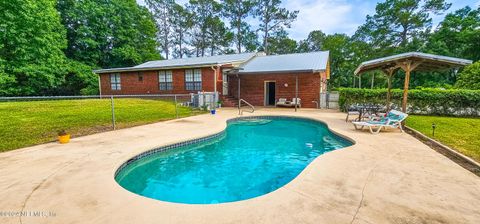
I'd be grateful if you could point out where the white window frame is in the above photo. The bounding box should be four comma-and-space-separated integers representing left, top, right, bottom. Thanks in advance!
185, 69, 202, 91
159, 70, 173, 91
110, 73, 121, 90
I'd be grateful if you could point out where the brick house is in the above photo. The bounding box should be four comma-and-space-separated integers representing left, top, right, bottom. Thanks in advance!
94, 51, 330, 108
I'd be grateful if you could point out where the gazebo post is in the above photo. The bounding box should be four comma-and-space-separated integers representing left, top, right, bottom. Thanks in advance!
383, 68, 395, 111
398, 61, 421, 113
401, 61, 412, 113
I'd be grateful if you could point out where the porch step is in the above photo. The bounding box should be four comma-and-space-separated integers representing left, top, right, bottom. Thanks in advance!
221, 96, 238, 107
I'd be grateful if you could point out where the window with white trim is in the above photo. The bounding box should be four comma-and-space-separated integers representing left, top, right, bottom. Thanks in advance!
159, 70, 173, 90
185, 69, 202, 91
110, 73, 121, 90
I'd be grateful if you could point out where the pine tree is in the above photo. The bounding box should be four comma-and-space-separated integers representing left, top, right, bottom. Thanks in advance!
254, 0, 298, 55
221, 0, 257, 53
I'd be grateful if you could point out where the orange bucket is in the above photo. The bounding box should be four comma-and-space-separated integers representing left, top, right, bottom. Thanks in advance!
58, 134, 71, 144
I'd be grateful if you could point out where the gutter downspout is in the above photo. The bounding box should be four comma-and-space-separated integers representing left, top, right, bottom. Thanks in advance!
98, 75, 102, 98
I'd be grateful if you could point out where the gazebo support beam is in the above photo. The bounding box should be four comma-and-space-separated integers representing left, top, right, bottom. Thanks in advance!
397, 61, 422, 112
382, 68, 396, 111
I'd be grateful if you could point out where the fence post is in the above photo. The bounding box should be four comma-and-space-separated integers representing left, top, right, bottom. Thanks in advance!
174, 95, 178, 119
203, 93, 206, 110
110, 95, 116, 130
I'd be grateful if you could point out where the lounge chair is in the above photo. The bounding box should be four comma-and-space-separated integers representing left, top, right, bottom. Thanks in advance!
352, 110, 408, 134
291, 98, 301, 107
276, 98, 288, 107
276, 98, 301, 107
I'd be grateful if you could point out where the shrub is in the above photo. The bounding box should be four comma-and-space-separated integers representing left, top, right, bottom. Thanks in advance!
456, 61, 480, 90
338, 88, 480, 116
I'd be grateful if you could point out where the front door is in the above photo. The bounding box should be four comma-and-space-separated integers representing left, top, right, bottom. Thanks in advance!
222, 73, 228, 95
264, 81, 276, 106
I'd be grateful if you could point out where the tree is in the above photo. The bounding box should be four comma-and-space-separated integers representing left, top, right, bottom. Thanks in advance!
354, 0, 451, 54
254, 0, 298, 55
187, 0, 223, 56
205, 17, 234, 55
60, 59, 99, 95
188, 0, 232, 56
297, 31, 326, 52
455, 61, 480, 90
57, 0, 160, 68
0, 0, 67, 95
221, 0, 257, 53
146, 0, 175, 59
266, 31, 297, 55
298, 30, 376, 89
170, 3, 193, 58
427, 6, 480, 62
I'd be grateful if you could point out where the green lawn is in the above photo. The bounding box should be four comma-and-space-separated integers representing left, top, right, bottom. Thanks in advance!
407, 115, 480, 162
0, 98, 203, 152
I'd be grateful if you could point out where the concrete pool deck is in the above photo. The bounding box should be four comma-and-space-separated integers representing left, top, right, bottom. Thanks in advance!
1, 108, 479, 224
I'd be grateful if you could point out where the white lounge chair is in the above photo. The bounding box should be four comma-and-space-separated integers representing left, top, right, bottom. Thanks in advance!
352, 110, 408, 134
291, 98, 301, 107
276, 98, 288, 106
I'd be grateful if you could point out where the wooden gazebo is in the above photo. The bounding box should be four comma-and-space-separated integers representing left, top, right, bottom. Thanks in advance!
354, 52, 472, 112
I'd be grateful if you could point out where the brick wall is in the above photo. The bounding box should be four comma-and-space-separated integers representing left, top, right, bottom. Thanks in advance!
99, 68, 326, 108
228, 72, 325, 108
99, 67, 223, 95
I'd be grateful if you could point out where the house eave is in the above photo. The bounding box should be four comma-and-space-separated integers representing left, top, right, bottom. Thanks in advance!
94, 62, 242, 74
236, 69, 325, 75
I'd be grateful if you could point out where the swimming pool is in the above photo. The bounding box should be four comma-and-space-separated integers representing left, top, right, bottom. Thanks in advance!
115, 116, 353, 204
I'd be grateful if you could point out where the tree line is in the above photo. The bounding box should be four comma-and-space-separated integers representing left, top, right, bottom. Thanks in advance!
0, 0, 479, 96
145, 0, 298, 58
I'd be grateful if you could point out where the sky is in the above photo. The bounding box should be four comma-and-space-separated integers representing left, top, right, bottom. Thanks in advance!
137, 0, 480, 40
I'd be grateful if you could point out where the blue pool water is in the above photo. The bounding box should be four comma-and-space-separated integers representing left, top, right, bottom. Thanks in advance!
115, 117, 352, 204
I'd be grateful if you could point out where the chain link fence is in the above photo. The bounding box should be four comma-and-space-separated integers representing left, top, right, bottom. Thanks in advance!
0, 93, 216, 152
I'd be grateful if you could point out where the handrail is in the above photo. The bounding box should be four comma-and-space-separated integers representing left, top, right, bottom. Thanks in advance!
238, 99, 255, 115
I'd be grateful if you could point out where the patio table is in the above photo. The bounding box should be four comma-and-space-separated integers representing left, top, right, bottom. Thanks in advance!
355, 104, 384, 121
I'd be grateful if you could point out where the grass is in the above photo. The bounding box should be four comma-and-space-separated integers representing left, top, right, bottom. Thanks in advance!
0, 98, 204, 152
407, 115, 480, 162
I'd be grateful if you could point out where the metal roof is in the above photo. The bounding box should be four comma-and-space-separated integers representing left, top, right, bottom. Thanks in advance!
238, 51, 329, 74
94, 52, 257, 74
354, 52, 472, 75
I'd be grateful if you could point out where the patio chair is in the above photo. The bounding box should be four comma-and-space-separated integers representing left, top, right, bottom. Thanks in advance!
291, 98, 301, 107
352, 110, 408, 134
345, 104, 360, 122
276, 98, 289, 107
